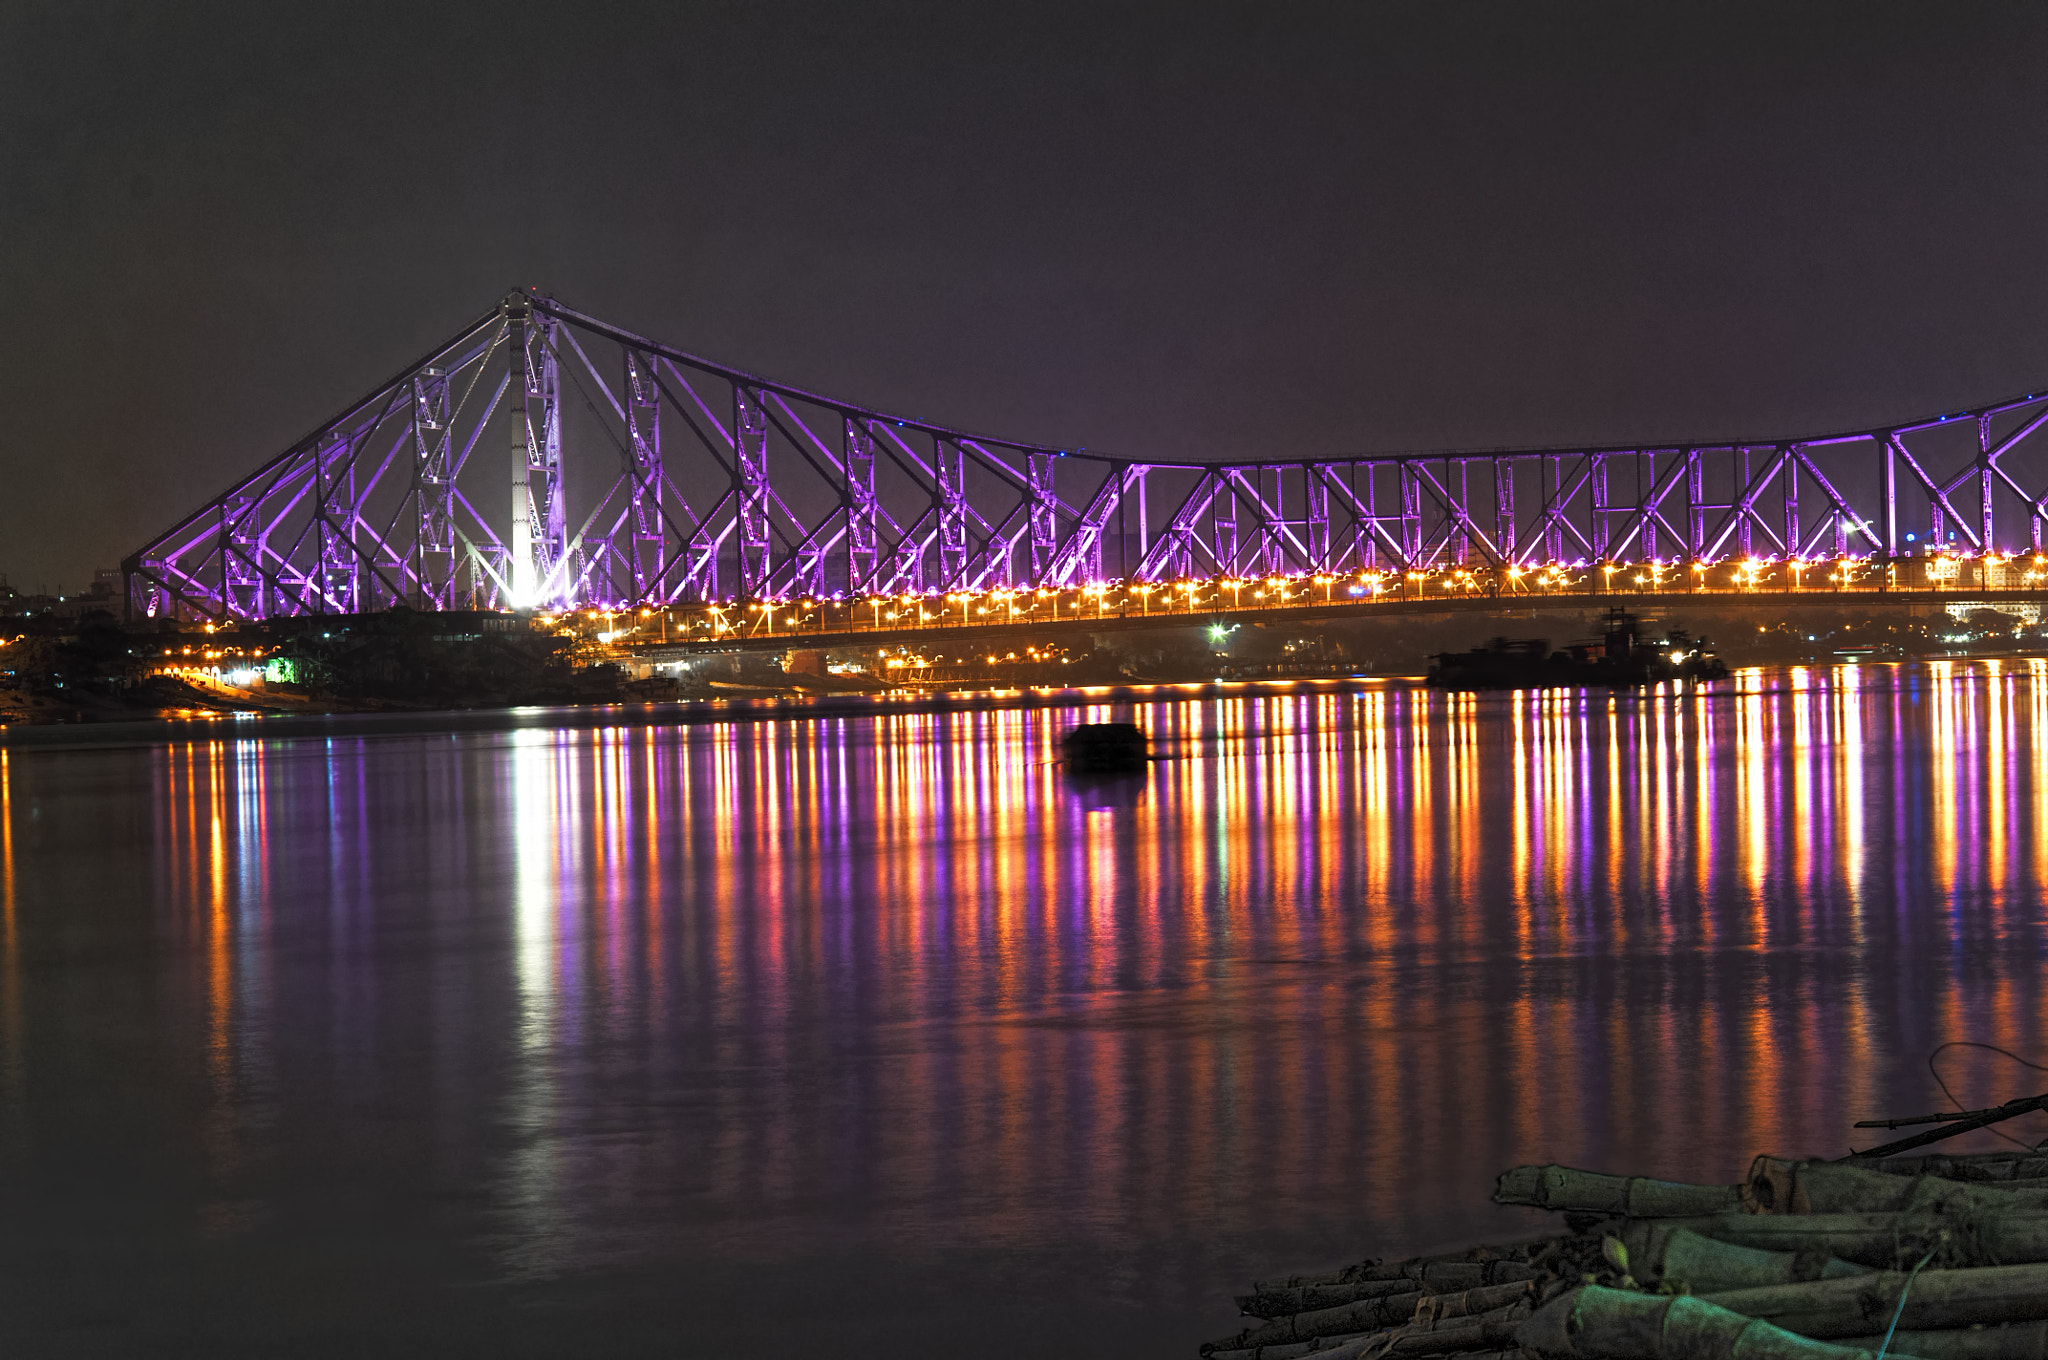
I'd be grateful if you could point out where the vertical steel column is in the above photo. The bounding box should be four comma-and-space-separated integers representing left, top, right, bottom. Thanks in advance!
936, 437, 967, 587
1591, 455, 1610, 559
508, 301, 565, 608
1358, 464, 1378, 570
530, 317, 565, 605
1545, 455, 1565, 561
1493, 458, 1514, 565
1640, 453, 1659, 562
1883, 436, 1897, 556
1258, 465, 1286, 573
1306, 466, 1331, 571
507, 298, 532, 606
1214, 476, 1239, 575
1686, 449, 1705, 557
1783, 447, 1800, 558
1980, 413, 1998, 552
624, 350, 663, 600
317, 431, 355, 612
1400, 464, 1422, 562
1448, 459, 1470, 564
734, 385, 771, 597
1027, 451, 1059, 583
412, 366, 453, 607
1737, 448, 1753, 558
1135, 467, 1150, 571
846, 416, 879, 593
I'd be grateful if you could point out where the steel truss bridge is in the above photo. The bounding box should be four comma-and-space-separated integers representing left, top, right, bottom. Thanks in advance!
125, 290, 2048, 628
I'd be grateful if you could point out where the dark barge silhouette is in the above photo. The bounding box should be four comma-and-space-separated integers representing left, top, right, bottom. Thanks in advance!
1427, 609, 1730, 691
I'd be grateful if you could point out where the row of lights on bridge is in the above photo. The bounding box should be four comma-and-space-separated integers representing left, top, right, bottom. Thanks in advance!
536, 550, 2048, 637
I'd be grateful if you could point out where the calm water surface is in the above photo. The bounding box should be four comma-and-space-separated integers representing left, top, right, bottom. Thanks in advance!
2, 663, 2046, 1357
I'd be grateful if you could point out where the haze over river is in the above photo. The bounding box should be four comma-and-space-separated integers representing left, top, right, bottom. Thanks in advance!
2, 664, 2044, 1358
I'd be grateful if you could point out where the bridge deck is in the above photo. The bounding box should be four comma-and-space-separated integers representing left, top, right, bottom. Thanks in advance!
620, 582, 2046, 657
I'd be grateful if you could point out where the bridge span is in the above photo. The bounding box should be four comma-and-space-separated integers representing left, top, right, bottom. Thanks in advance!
124, 290, 2048, 627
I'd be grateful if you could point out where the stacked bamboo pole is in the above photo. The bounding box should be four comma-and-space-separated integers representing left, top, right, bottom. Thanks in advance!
1201, 1148, 2048, 1360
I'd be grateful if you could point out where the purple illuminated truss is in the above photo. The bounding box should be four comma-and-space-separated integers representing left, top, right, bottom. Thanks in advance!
123, 290, 2048, 621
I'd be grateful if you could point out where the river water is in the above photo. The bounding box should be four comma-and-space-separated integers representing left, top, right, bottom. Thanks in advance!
2, 663, 2045, 1357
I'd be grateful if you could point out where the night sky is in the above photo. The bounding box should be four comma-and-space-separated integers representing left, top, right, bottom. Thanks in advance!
6, 2, 2048, 594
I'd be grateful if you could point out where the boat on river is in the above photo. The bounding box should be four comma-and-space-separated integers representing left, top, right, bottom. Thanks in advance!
1426, 609, 1729, 691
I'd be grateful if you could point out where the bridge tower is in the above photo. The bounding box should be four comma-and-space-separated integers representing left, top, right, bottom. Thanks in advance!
507, 293, 565, 610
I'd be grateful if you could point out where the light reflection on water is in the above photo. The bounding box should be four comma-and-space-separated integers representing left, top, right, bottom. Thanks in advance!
2, 666, 2048, 1355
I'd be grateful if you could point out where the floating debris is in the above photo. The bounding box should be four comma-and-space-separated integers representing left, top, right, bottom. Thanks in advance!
1201, 1092, 2048, 1360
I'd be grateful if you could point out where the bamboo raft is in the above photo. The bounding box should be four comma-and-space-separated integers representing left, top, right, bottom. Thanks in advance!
1202, 1094, 2048, 1360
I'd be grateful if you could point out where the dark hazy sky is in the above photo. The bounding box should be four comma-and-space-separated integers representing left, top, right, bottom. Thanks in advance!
5, 2, 2048, 592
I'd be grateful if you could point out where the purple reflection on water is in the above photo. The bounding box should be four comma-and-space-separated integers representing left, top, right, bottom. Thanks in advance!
1, 667, 2047, 1356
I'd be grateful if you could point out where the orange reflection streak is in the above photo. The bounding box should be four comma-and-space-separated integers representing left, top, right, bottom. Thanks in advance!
183, 741, 204, 921
1411, 692, 1440, 949
1694, 687, 1718, 943
1837, 667, 1867, 936
1928, 661, 1959, 897
1511, 697, 1533, 928
1605, 699, 1625, 927
1645, 694, 1670, 932
0, 748, 11, 922
2033, 662, 2048, 892
206, 742, 231, 1098
1358, 688, 1394, 962
1738, 677, 1769, 933
1789, 667, 1815, 922
0, 748, 16, 1098
1447, 694, 1483, 952
1313, 692, 1345, 962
